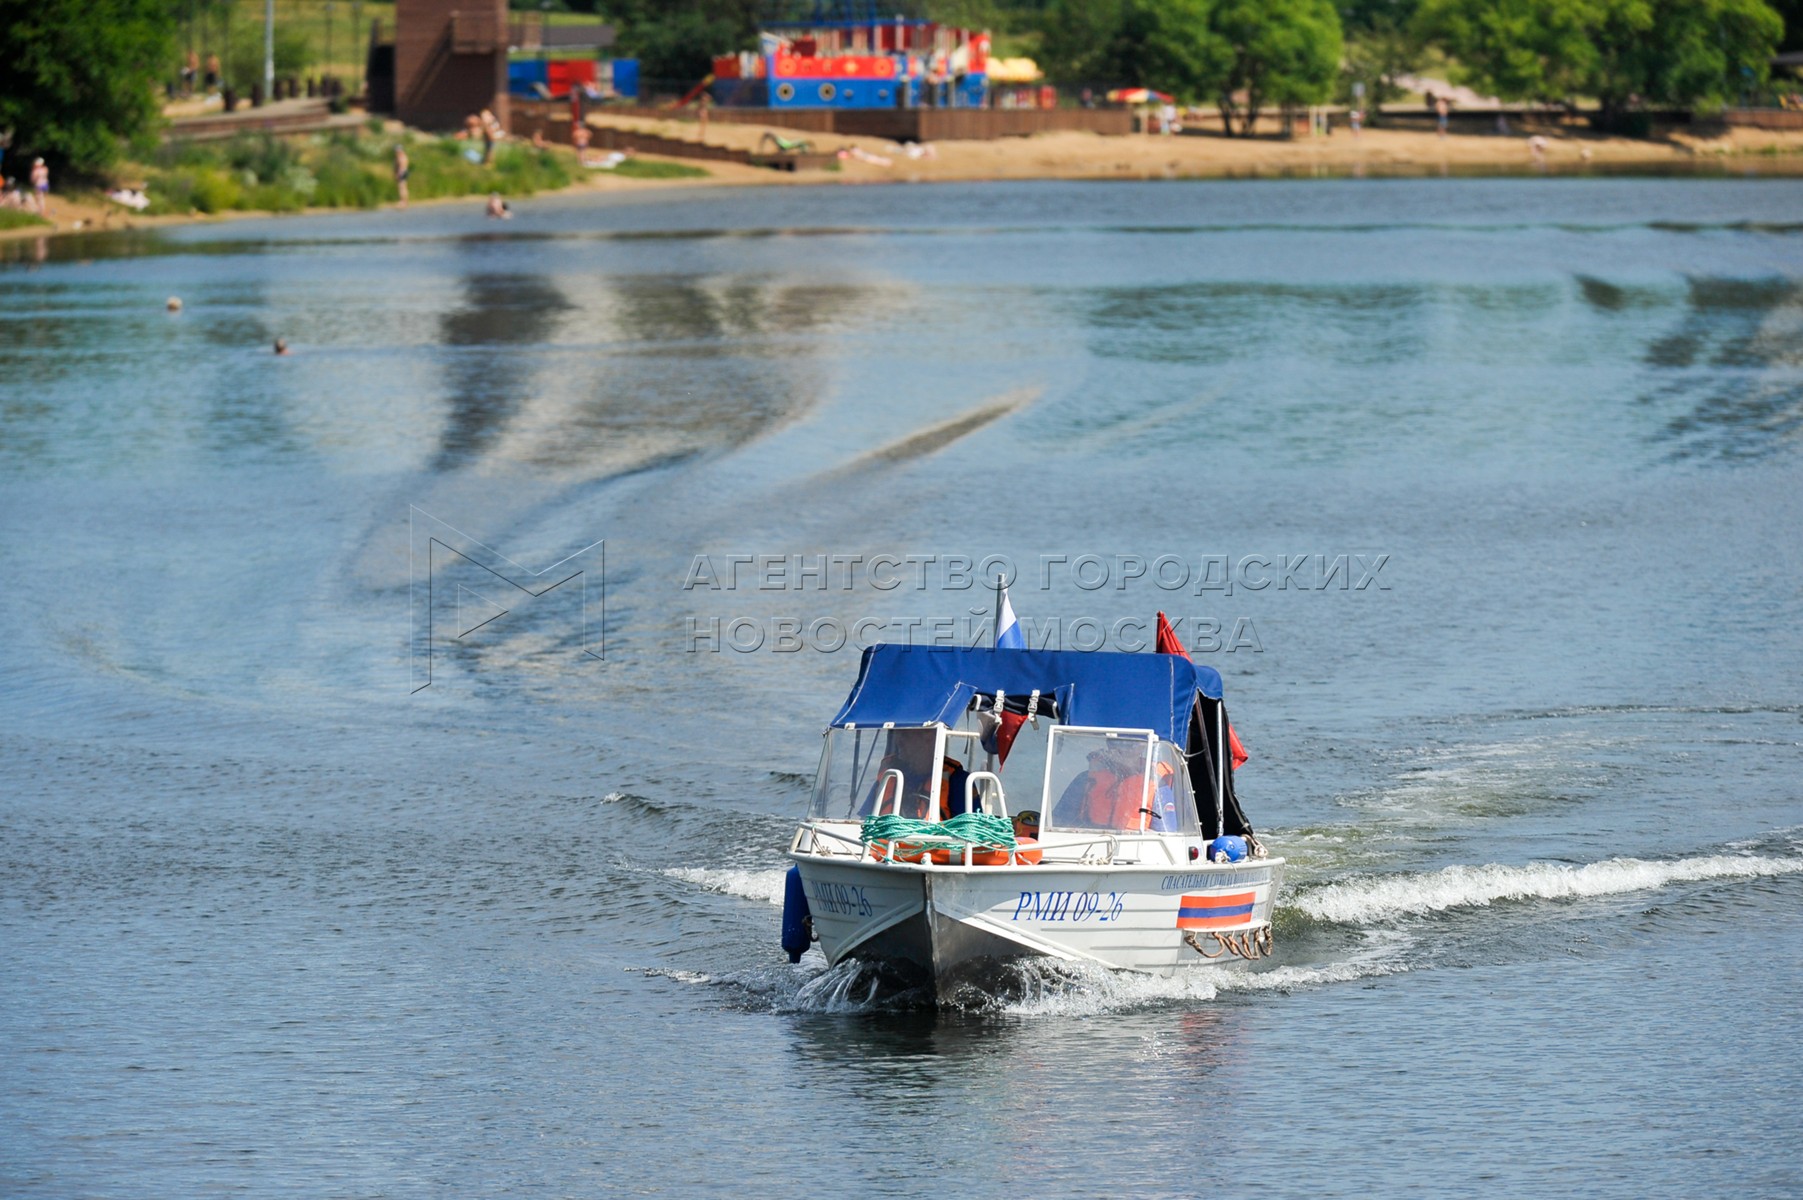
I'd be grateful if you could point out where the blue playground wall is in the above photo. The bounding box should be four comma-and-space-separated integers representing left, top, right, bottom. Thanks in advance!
767, 77, 903, 109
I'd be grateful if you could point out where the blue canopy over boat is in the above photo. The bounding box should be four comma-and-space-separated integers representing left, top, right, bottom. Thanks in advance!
829, 644, 1223, 744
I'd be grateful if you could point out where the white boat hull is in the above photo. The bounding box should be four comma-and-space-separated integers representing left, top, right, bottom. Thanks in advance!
791, 853, 1283, 981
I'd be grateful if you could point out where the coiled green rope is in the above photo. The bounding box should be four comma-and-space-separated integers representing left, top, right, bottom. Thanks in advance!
861, 812, 1017, 850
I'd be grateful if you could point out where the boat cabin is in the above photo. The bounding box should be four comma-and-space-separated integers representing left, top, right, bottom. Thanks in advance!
802, 645, 1256, 865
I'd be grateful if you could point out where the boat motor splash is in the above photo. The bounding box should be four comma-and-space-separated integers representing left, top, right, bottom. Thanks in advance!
781, 865, 813, 962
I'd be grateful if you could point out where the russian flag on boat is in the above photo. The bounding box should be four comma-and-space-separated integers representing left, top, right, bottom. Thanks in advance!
994, 583, 1024, 649
1176, 891, 1256, 929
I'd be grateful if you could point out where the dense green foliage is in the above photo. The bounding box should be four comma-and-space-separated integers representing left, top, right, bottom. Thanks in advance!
1041, 0, 1340, 133
1039, 0, 1228, 99
0, 0, 176, 174
141, 130, 576, 215
222, 21, 314, 95
1419, 0, 1784, 115
1339, 17, 1425, 113
600, 0, 760, 85
1210, 0, 1343, 132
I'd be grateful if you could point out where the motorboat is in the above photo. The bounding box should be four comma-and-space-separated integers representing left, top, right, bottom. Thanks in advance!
782, 644, 1283, 991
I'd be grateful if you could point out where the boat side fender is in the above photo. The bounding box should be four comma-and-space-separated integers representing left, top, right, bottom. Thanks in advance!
1208, 835, 1248, 863
781, 864, 813, 962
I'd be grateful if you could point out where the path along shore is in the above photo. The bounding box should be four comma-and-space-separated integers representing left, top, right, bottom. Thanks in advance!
8, 119, 1802, 244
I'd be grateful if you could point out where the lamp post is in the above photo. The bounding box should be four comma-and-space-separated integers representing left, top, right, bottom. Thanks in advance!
264, 0, 275, 102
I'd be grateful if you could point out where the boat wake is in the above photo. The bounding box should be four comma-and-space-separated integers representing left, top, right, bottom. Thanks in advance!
663, 866, 787, 905
1293, 849, 1803, 925
659, 842, 1803, 1013
646, 950, 1408, 1017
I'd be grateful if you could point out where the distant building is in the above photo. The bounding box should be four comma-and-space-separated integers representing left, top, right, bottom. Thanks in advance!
394, 0, 509, 130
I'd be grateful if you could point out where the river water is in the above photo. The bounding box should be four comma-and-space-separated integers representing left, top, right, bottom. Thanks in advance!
3, 178, 1801, 1197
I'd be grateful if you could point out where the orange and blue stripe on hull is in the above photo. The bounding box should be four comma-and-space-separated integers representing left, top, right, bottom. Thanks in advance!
1176, 892, 1256, 929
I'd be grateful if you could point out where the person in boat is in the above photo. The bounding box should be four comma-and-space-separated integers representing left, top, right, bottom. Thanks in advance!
1053, 742, 1160, 831
864, 731, 969, 821
1145, 759, 1181, 831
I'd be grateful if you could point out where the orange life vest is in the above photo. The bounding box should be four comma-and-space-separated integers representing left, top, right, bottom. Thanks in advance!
1082, 768, 1149, 831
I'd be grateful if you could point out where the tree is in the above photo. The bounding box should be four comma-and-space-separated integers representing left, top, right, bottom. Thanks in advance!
1339, 16, 1424, 115
1209, 0, 1344, 134
1120, 0, 1231, 102
607, 0, 761, 86
224, 21, 312, 95
1419, 0, 1783, 120
1041, 0, 1226, 101
0, 0, 176, 174
1040, 0, 1129, 84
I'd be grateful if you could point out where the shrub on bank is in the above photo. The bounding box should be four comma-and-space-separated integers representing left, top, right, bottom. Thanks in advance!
138, 130, 578, 216
607, 159, 710, 179
0, 208, 53, 231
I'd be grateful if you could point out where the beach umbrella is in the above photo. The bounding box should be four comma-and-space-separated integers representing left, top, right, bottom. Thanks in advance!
1105, 87, 1173, 104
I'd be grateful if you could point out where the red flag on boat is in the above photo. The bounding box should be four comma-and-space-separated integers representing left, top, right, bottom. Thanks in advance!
1156, 612, 1248, 770
1154, 610, 1186, 657
981, 709, 1027, 764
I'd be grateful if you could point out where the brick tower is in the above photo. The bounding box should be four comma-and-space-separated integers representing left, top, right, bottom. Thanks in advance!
394, 0, 509, 131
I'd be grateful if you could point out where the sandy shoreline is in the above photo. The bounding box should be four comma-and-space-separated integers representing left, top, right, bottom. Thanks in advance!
7, 120, 1802, 245
585, 112, 1803, 186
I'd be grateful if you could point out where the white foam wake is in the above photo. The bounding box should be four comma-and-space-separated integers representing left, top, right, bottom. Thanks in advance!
1296, 853, 1803, 924
664, 866, 788, 906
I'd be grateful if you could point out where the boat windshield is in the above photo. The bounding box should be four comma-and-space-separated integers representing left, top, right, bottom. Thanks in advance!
1043, 728, 1197, 835
809, 725, 944, 822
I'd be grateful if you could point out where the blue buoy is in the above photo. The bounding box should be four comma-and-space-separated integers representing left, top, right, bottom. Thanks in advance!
780, 865, 812, 963
1208, 835, 1249, 863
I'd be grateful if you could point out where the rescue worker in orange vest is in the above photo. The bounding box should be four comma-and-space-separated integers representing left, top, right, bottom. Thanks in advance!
1053, 742, 1159, 831
867, 732, 969, 821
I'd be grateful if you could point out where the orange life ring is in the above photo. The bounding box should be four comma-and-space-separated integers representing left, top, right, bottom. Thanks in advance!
869, 838, 1041, 865
968, 838, 1041, 866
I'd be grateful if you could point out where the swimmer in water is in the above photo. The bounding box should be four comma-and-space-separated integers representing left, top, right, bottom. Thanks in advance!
273, 337, 290, 355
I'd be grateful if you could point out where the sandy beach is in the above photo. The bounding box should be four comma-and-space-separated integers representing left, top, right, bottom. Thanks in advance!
583, 111, 1803, 184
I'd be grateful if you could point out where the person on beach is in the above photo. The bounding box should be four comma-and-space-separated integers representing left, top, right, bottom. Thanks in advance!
182, 50, 199, 96
205, 53, 220, 92
479, 109, 499, 162
485, 192, 511, 219
1350, 108, 1363, 137
572, 123, 592, 166
393, 144, 409, 208
30, 157, 49, 217
1436, 95, 1450, 137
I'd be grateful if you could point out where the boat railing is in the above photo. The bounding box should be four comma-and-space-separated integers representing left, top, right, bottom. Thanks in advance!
962, 771, 1006, 817
871, 768, 907, 817
792, 819, 1186, 867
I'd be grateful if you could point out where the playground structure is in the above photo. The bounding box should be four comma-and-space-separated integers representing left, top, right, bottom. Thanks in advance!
712, 18, 993, 111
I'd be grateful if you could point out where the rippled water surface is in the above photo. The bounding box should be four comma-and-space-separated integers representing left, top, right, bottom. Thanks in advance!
3, 179, 1802, 1198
